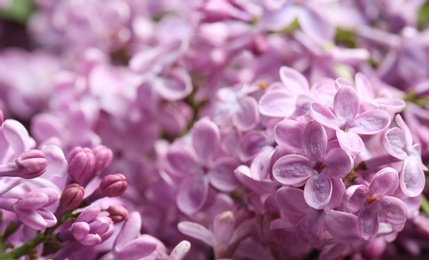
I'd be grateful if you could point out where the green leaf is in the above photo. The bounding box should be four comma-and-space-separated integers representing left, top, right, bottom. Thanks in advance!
0, 0, 34, 24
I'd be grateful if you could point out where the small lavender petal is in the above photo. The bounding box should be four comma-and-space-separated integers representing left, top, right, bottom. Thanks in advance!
232, 96, 259, 131
274, 119, 304, 151
358, 206, 379, 240
347, 185, 368, 212
296, 213, 324, 248
378, 196, 408, 225
303, 121, 327, 162
336, 130, 365, 154
178, 221, 215, 247
304, 173, 332, 210
400, 157, 425, 197
352, 110, 390, 135
323, 148, 353, 179
272, 155, 314, 186
176, 176, 209, 215
369, 168, 399, 197
259, 90, 295, 117
191, 118, 220, 165
324, 211, 360, 243
310, 102, 340, 130
333, 86, 359, 121
279, 66, 309, 93
383, 127, 408, 160
213, 211, 235, 248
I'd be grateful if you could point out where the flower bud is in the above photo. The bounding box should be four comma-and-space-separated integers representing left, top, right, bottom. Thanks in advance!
15, 149, 48, 179
107, 205, 129, 223
67, 146, 96, 182
60, 183, 85, 210
92, 145, 113, 175
99, 174, 127, 197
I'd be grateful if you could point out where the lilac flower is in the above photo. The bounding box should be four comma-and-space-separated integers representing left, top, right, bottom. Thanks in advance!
310, 83, 390, 154
178, 210, 254, 259
346, 167, 408, 240
67, 146, 96, 183
275, 187, 360, 249
164, 118, 240, 215
210, 84, 260, 132
382, 114, 427, 197
70, 206, 114, 246
60, 183, 85, 210
0, 187, 60, 230
273, 120, 352, 209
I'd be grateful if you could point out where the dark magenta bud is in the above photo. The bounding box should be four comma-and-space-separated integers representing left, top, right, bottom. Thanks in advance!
60, 183, 85, 210
99, 173, 127, 197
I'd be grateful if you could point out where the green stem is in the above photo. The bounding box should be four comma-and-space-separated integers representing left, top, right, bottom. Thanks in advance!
421, 195, 429, 217
0, 234, 47, 259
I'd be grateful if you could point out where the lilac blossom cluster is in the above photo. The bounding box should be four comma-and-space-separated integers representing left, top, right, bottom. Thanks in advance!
1, 0, 429, 259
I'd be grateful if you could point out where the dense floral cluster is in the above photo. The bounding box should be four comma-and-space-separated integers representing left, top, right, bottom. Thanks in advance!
1, 0, 429, 259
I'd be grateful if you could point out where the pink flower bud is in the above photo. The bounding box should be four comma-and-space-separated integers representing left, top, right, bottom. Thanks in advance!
99, 174, 127, 197
60, 183, 85, 210
107, 205, 129, 223
67, 146, 96, 182
92, 145, 113, 175
15, 149, 48, 179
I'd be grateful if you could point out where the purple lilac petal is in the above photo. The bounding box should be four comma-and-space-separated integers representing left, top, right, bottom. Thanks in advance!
325, 178, 346, 210
279, 66, 309, 93
178, 221, 215, 247
298, 7, 334, 45
324, 211, 360, 243
304, 173, 332, 210
323, 148, 352, 179
296, 212, 324, 248
302, 121, 326, 162
213, 211, 235, 247
400, 157, 425, 197
378, 197, 408, 225
276, 187, 313, 221
169, 241, 191, 260
114, 212, 141, 248
191, 118, 220, 165
347, 185, 368, 212
115, 238, 157, 259
259, 90, 295, 117
395, 114, 413, 146
272, 154, 314, 186
239, 131, 268, 162
336, 130, 364, 154
229, 218, 255, 245
208, 159, 240, 192
260, 5, 298, 31
249, 148, 273, 180
2, 119, 31, 155
333, 86, 359, 121
351, 110, 390, 135
176, 176, 209, 215
369, 168, 399, 197
165, 144, 200, 177
355, 73, 374, 99
234, 165, 277, 194
232, 96, 259, 131
274, 119, 304, 152
310, 102, 340, 130
383, 127, 407, 160
358, 206, 379, 240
